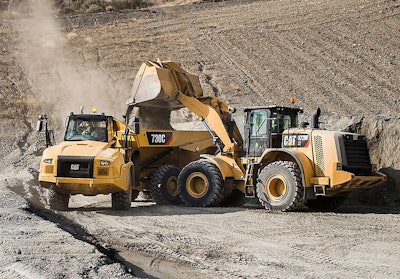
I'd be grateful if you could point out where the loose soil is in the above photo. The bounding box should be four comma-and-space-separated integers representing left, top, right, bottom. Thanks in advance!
1, 0, 400, 278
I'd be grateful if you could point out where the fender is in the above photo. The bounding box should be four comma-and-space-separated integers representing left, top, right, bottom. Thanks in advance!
260, 149, 314, 189
200, 154, 244, 180
120, 161, 134, 191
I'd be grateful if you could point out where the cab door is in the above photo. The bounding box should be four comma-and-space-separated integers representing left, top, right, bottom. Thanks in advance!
245, 109, 271, 157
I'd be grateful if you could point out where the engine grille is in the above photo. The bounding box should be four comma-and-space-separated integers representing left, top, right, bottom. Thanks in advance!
342, 135, 372, 175
57, 156, 94, 178
313, 135, 325, 176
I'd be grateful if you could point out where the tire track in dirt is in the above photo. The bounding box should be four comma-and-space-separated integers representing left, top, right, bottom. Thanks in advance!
313, 17, 399, 113
180, 0, 400, 114
242, 0, 400, 115
271, 32, 362, 114
316, 1, 400, 114
204, 33, 270, 104
33, 193, 400, 279
273, 29, 378, 115
69, 208, 234, 277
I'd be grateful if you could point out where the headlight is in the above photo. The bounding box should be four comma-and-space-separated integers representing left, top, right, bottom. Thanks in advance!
43, 158, 53, 164
100, 160, 111, 166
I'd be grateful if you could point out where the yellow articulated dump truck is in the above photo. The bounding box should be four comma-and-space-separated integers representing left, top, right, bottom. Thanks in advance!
128, 60, 387, 211
37, 64, 217, 211
38, 112, 215, 210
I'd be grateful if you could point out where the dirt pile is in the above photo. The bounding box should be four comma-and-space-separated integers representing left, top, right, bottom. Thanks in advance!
360, 116, 400, 203
1, 0, 400, 278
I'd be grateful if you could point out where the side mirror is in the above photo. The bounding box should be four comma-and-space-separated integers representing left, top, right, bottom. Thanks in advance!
36, 120, 43, 132
36, 114, 47, 132
133, 117, 140, 135
36, 114, 54, 147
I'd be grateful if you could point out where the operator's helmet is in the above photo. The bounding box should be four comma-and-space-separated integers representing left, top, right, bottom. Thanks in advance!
78, 121, 87, 132
87, 122, 94, 129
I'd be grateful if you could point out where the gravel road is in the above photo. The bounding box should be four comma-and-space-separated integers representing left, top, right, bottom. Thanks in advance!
1, 0, 400, 278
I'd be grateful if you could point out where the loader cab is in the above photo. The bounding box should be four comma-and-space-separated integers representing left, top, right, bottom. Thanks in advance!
244, 106, 302, 157
64, 113, 111, 142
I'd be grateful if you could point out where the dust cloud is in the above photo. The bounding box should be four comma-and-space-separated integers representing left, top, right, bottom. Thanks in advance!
13, 0, 128, 123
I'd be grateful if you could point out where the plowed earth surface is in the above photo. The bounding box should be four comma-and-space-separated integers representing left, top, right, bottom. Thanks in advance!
1, 0, 400, 278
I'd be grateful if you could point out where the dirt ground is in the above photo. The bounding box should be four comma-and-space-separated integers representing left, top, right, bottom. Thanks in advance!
1, 0, 400, 278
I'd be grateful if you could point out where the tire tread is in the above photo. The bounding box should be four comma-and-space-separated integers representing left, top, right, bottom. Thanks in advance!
149, 165, 181, 205
256, 161, 303, 211
178, 159, 224, 207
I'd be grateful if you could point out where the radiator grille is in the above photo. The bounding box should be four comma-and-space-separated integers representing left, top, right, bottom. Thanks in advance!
57, 156, 94, 178
342, 135, 371, 175
314, 135, 325, 175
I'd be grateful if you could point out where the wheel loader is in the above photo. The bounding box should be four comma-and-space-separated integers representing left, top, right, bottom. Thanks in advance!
37, 64, 217, 210
127, 60, 387, 211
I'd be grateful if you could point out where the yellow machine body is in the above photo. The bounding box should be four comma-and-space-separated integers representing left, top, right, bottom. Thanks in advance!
127, 60, 386, 210
38, 115, 215, 196
240, 128, 386, 197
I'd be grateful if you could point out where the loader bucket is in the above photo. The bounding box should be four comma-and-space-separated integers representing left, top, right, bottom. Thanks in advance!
127, 60, 203, 110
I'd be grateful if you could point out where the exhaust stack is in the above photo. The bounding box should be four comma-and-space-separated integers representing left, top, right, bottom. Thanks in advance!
310, 108, 321, 129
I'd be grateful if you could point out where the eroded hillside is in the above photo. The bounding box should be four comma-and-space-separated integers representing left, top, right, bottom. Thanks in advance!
2, 0, 399, 193
1, 0, 400, 278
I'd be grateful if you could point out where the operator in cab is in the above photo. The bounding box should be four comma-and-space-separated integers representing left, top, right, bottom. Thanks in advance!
81, 122, 98, 139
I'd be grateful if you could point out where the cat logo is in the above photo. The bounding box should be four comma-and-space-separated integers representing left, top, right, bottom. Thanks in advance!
283, 134, 310, 148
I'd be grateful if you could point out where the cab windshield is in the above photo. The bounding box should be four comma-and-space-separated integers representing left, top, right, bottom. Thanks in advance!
64, 116, 108, 142
245, 107, 300, 157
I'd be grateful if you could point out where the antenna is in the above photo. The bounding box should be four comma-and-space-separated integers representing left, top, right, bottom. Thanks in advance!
80, 105, 84, 114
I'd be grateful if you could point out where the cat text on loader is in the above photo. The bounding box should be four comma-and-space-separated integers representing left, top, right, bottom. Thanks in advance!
37, 72, 217, 210
128, 60, 387, 211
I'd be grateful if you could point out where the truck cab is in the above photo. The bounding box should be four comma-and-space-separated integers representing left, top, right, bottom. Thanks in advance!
64, 113, 110, 142
243, 106, 303, 157
38, 112, 135, 210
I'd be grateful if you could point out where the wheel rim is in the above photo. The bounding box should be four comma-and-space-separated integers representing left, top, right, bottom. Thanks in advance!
186, 172, 209, 198
166, 176, 178, 197
265, 174, 287, 201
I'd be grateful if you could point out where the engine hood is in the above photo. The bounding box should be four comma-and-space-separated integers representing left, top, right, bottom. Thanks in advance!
43, 141, 118, 159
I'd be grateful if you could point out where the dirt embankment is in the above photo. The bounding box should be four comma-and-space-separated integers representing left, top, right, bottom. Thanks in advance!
1, 0, 400, 278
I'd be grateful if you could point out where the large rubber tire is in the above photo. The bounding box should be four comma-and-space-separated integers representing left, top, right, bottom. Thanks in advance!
111, 172, 133, 210
111, 191, 131, 210
149, 165, 181, 205
178, 160, 224, 207
48, 189, 70, 211
256, 161, 303, 211
306, 196, 345, 211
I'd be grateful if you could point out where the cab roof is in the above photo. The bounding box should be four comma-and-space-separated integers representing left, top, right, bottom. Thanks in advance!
243, 106, 303, 114
69, 113, 109, 121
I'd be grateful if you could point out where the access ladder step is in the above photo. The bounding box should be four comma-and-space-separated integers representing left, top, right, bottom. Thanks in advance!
245, 185, 255, 198
314, 185, 327, 196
